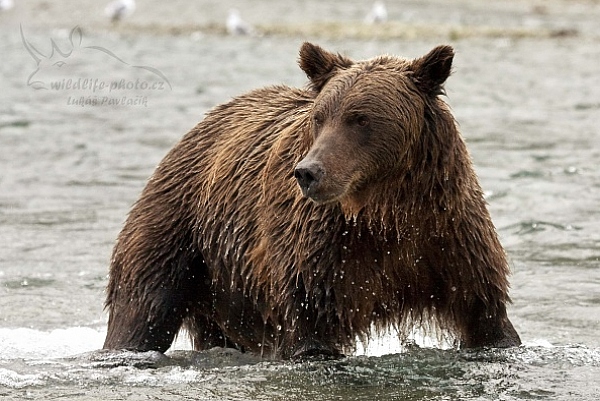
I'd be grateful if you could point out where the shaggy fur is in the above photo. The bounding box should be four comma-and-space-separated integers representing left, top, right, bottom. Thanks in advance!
103, 42, 521, 359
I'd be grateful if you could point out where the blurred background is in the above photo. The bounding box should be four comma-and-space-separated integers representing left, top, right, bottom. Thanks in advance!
0, 1, 599, 400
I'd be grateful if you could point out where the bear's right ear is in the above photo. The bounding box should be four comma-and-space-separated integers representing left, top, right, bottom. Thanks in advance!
298, 42, 353, 91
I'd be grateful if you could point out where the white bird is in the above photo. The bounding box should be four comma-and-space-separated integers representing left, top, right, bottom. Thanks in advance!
105, 0, 136, 23
0, 0, 14, 12
365, 1, 388, 24
226, 9, 253, 35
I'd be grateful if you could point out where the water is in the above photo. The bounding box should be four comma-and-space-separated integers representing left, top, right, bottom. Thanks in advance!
1, 335, 600, 400
1, 0, 600, 399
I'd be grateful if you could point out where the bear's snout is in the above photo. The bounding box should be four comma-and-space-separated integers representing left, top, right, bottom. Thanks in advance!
294, 160, 324, 199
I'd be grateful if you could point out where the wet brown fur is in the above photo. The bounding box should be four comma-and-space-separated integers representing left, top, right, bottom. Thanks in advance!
103, 43, 520, 359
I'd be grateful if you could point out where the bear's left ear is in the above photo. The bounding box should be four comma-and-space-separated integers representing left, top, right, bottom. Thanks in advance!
410, 45, 454, 96
298, 42, 354, 91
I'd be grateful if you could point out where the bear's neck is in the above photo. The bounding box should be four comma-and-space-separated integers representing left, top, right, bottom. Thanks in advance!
349, 108, 479, 235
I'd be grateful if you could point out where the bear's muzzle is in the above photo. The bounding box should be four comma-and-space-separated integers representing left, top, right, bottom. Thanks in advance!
294, 160, 325, 201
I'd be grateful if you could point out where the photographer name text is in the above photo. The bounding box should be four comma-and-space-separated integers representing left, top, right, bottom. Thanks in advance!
67, 95, 149, 107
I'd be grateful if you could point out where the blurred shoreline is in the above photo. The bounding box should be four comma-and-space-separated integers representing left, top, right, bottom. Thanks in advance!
1, 0, 597, 41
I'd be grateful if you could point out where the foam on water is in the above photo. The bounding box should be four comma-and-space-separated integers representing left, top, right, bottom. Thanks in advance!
0, 327, 106, 360
0, 325, 449, 390
2, 327, 600, 401
0, 326, 409, 361
0, 368, 45, 389
0, 326, 559, 363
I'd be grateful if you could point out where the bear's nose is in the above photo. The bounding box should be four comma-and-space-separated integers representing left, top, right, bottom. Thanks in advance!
294, 161, 324, 195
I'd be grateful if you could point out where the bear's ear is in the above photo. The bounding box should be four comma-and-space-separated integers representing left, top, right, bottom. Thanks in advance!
410, 45, 454, 96
298, 42, 353, 91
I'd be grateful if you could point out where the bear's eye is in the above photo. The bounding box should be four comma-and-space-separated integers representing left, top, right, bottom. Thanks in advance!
312, 113, 324, 127
355, 115, 370, 127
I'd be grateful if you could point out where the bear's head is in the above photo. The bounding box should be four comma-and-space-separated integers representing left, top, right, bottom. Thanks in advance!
294, 42, 454, 215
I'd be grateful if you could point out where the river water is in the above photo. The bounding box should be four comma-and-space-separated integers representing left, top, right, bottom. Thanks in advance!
1, 0, 599, 400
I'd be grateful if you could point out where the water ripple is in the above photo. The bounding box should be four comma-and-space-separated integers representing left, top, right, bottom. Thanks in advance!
1, 344, 599, 400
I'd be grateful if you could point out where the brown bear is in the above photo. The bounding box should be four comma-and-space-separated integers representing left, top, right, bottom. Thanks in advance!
103, 42, 521, 359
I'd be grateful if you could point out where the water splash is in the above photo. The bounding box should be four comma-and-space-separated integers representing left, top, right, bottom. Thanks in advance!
1, 327, 600, 400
